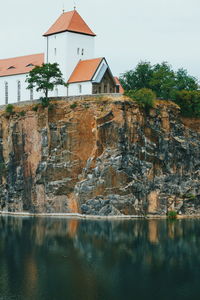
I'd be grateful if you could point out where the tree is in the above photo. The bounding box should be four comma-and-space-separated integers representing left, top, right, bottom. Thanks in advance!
120, 61, 199, 100
150, 62, 176, 99
26, 63, 66, 100
120, 61, 153, 91
175, 68, 198, 91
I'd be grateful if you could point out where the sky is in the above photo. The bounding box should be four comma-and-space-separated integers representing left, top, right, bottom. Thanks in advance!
1, 0, 200, 78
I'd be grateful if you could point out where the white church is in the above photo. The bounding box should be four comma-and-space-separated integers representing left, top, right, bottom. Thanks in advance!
0, 9, 123, 105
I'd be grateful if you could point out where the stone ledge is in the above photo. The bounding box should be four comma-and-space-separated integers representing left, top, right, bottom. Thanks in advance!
0, 93, 123, 110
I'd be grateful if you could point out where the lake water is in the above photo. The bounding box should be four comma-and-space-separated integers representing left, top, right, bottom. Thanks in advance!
0, 217, 200, 300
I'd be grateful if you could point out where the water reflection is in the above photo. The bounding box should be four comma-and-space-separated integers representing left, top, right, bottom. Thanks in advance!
0, 217, 200, 300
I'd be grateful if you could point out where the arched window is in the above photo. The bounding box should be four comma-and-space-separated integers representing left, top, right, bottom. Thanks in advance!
17, 80, 21, 102
5, 82, 8, 104
81, 48, 84, 56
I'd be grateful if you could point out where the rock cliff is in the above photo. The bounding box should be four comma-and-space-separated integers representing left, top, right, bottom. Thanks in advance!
0, 96, 200, 216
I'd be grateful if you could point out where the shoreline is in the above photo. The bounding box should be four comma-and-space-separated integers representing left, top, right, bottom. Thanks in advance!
1, 211, 200, 220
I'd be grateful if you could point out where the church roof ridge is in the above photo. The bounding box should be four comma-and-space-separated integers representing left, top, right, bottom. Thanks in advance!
43, 10, 96, 37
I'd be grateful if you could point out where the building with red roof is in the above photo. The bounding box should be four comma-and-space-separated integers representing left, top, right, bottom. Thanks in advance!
0, 9, 123, 104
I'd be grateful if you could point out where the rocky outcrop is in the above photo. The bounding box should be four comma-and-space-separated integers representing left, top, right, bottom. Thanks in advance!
0, 96, 200, 216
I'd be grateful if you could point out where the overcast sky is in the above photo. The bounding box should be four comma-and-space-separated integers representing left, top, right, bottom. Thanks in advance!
1, 0, 200, 78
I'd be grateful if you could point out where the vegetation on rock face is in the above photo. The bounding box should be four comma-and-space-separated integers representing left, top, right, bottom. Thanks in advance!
5, 104, 14, 115
26, 63, 67, 100
167, 211, 177, 219
120, 61, 200, 117
173, 90, 200, 117
125, 88, 155, 111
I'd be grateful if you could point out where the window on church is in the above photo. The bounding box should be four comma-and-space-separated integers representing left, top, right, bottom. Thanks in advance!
81, 48, 84, 56
54, 48, 57, 56
78, 84, 82, 94
5, 82, 8, 104
77, 48, 80, 55
17, 81, 21, 102
30, 88, 33, 100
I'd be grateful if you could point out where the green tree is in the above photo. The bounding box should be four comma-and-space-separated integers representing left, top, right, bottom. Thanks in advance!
175, 68, 198, 91
150, 62, 176, 99
120, 61, 153, 90
173, 90, 200, 117
120, 61, 199, 100
26, 63, 66, 100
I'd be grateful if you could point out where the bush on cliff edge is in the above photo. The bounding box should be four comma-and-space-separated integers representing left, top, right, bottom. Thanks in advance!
125, 88, 156, 111
173, 90, 200, 117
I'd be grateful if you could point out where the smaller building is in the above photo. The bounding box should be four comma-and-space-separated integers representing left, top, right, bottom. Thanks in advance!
0, 9, 124, 105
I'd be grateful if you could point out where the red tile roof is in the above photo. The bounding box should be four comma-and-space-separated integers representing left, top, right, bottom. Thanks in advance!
114, 77, 124, 94
44, 10, 96, 37
68, 58, 103, 83
0, 53, 44, 77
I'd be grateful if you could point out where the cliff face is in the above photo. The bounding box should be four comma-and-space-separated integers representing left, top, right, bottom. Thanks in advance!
0, 97, 200, 216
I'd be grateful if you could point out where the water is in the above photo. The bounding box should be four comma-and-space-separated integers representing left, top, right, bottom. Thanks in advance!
0, 217, 200, 300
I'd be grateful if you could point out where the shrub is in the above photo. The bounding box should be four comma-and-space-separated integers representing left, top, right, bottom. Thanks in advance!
32, 104, 39, 112
19, 111, 25, 117
5, 104, 14, 114
167, 210, 177, 219
70, 102, 77, 110
125, 88, 156, 111
40, 97, 50, 108
173, 90, 200, 117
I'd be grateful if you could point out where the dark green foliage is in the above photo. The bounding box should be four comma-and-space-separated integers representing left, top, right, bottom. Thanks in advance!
19, 111, 25, 117
125, 88, 155, 111
32, 104, 39, 112
173, 90, 200, 117
120, 61, 199, 100
167, 211, 177, 219
41, 97, 50, 108
175, 69, 199, 91
70, 102, 77, 110
120, 62, 153, 90
26, 63, 67, 100
5, 104, 14, 114
149, 62, 176, 100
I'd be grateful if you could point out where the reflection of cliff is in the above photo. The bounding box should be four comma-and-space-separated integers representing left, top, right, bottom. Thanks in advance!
1, 217, 200, 299
0, 97, 200, 216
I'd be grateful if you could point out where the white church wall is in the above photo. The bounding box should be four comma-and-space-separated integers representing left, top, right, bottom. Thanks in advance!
45, 31, 95, 85
0, 74, 42, 105
66, 32, 95, 81
68, 81, 92, 96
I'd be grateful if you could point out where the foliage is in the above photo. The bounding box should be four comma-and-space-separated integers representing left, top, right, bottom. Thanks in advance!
173, 90, 200, 117
26, 63, 66, 99
5, 104, 14, 114
70, 102, 77, 110
125, 88, 156, 111
175, 69, 199, 91
120, 62, 153, 91
32, 104, 39, 112
167, 211, 177, 219
149, 62, 175, 99
19, 111, 25, 117
40, 97, 50, 108
120, 61, 199, 100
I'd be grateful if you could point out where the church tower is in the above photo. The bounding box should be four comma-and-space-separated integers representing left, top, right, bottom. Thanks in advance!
43, 9, 96, 83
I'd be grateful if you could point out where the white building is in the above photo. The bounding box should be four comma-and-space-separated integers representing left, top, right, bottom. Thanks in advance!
0, 9, 123, 105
